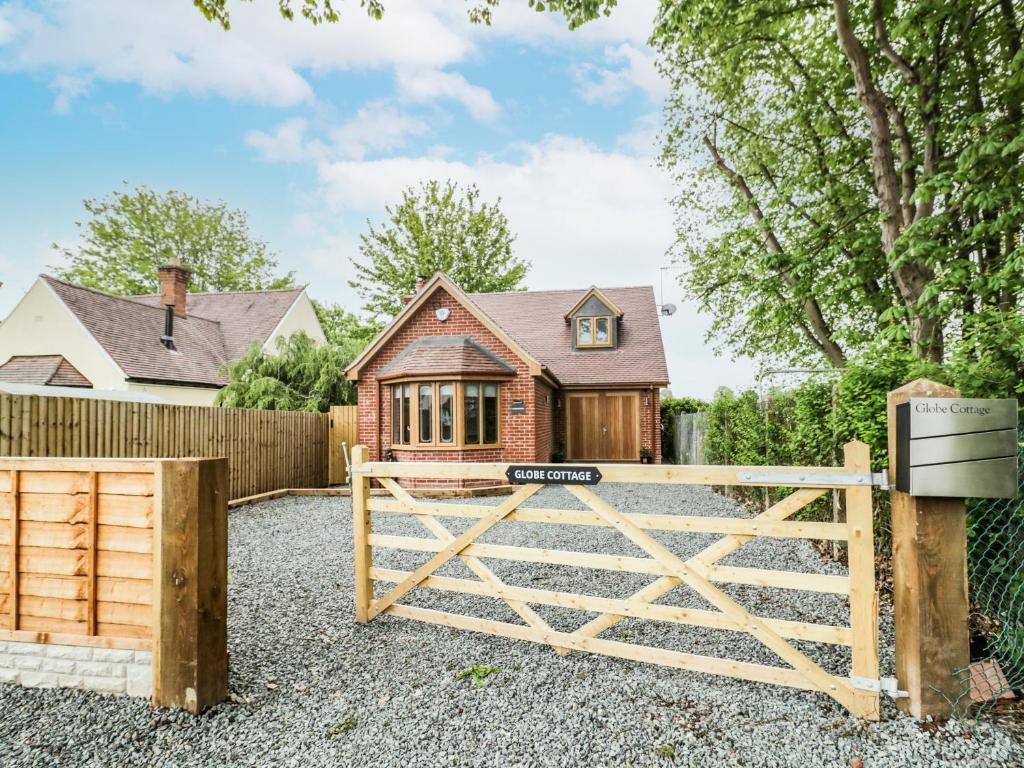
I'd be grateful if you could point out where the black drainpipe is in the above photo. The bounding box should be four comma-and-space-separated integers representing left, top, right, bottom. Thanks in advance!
160, 305, 176, 351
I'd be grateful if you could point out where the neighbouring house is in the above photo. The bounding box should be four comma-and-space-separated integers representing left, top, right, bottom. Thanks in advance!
345, 272, 670, 482
0, 259, 327, 406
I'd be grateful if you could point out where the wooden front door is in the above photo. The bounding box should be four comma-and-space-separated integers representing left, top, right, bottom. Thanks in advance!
566, 391, 641, 461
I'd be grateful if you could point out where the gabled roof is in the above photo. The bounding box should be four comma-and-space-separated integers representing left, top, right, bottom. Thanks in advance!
377, 336, 517, 381
0, 355, 92, 387
128, 288, 306, 360
471, 286, 669, 387
40, 275, 306, 387
345, 272, 669, 388
345, 273, 549, 382
562, 286, 624, 321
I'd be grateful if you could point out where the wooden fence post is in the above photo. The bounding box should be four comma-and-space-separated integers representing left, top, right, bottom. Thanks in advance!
153, 458, 229, 714
887, 379, 970, 719
351, 445, 372, 623
844, 441, 880, 720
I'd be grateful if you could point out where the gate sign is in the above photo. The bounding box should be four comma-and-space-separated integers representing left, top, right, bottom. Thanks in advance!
896, 397, 1018, 498
506, 465, 602, 485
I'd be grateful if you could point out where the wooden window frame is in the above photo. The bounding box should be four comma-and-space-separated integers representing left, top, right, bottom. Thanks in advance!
391, 383, 412, 446
576, 315, 613, 348
390, 379, 501, 450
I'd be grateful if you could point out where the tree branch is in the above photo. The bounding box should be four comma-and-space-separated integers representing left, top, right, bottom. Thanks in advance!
703, 134, 848, 367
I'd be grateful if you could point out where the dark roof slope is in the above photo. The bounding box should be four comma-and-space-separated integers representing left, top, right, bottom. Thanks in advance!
0, 355, 92, 387
377, 336, 516, 380
470, 286, 669, 387
41, 275, 303, 387
128, 288, 305, 360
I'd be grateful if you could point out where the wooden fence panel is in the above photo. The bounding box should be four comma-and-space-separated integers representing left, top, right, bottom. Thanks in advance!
329, 405, 358, 485
0, 394, 329, 500
0, 458, 156, 649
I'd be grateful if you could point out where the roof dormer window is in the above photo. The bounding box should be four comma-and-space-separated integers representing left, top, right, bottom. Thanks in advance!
577, 316, 612, 348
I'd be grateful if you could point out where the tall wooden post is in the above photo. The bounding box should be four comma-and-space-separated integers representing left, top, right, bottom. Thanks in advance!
887, 379, 970, 718
153, 458, 229, 714
351, 445, 372, 623
844, 441, 880, 720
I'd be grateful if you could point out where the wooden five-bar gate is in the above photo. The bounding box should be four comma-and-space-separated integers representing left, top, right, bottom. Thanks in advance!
350, 442, 881, 720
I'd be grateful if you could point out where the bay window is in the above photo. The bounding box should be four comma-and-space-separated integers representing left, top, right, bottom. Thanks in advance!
389, 380, 500, 448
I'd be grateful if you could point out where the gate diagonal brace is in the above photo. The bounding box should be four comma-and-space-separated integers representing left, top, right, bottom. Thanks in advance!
565, 485, 860, 714
568, 487, 829, 646
374, 479, 569, 654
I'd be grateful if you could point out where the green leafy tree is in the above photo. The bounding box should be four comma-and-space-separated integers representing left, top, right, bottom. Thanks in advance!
350, 180, 529, 320
215, 332, 354, 412
55, 186, 294, 295
655, 0, 1024, 389
313, 300, 382, 359
192, 0, 617, 30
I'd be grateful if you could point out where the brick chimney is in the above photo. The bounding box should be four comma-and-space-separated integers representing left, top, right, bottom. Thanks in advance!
158, 256, 190, 318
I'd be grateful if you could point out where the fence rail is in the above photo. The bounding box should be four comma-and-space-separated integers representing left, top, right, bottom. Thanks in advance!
351, 441, 881, 719
0, 394, 329, 500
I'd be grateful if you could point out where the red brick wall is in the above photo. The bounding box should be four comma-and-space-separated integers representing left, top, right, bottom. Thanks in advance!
642, 387, 662, 464
534, 380, 554, 462
355, 287, 540, 475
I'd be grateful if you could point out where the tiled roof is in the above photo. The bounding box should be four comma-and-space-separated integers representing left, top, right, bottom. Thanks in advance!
377, 336, 516, 380
470, 286, 669, 387
128, 288, 305, 360
41, 275, 303, 387
0, 355, 92, 387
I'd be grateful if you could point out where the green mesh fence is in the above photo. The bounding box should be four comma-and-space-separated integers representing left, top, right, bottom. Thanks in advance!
953, 417, 1024, 712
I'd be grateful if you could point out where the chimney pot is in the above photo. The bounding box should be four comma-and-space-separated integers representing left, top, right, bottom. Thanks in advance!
415, 275, 427, 293
158, 258, 191, 319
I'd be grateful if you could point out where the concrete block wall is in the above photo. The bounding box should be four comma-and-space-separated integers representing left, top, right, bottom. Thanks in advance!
0, 640, 152, 698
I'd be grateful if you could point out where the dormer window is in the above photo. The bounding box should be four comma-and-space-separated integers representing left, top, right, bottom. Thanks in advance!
577, 316, 612, 348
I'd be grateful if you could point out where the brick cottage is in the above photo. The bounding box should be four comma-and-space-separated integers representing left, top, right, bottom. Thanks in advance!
345, 273, 669, 485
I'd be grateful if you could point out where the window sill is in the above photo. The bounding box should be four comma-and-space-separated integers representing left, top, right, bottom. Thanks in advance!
388, 443, 502, 452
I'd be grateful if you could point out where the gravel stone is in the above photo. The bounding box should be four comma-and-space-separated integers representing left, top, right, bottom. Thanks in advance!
1, 484, 1020, 767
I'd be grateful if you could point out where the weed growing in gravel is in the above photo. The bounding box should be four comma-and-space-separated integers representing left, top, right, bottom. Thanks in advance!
326, 718, 358, 738
456, 664, 500, 688
655, 743, 677, 760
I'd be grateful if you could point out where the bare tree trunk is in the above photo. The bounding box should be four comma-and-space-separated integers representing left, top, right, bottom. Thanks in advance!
832, 0, 943, 362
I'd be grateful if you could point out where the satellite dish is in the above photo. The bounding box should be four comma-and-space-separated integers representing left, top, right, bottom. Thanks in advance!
435, 307, 451, 322
660, 303, 677, 317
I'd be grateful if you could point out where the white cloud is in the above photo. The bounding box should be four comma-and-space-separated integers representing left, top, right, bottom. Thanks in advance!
50, 72, 91, 113
245, 117, 318, 163
0, 1, 661, 112
576, 43, 666, 105
0, 0, 473, 109
396, 68, 500, 122
246, 102, 430, 162
329, 101, 431, 158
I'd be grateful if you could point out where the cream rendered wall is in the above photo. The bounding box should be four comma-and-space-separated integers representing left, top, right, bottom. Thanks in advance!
125, 382, 220, 406
263, 291, 327, 352
0, 279, 127, 390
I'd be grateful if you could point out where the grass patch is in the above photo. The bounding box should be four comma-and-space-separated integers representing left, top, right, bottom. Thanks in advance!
456, 664, 501, 688
326, 717, 358, 738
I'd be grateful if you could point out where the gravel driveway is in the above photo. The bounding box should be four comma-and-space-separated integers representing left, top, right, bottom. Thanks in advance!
1, 484, 1021, 767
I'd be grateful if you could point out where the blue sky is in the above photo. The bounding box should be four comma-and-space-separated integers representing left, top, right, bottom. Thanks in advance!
0, 0, 757, 398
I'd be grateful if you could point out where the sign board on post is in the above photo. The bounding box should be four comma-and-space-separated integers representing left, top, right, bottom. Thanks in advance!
506, 465, 602, 485
895, 397, 1018, 498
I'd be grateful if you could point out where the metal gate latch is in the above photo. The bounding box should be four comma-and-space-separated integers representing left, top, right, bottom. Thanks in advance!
850, 675, 908, 698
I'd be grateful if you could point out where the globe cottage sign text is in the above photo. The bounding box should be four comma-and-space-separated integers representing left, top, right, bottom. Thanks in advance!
505, 465, 603, 485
